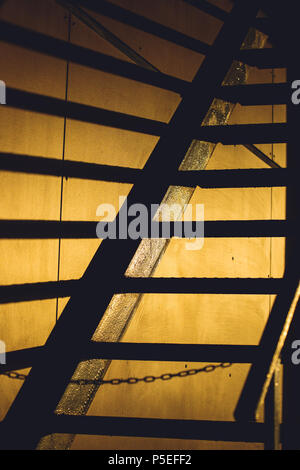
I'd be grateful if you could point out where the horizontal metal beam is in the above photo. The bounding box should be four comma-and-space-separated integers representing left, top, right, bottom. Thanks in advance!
0, 153, 289, 186
216, 83, 288, 106
73, 0, 210, 55
0, 152, 141, 184
0, 1, 265, 450
177, 168, 288, 187
118, 277, 285, 294
6, 88, 167, 136
5, 89, 288, 142
84, 341, 258, 363
181, 0, 273, 37
0, 220, 292, 239
56, 0, 160, 72
0, 280, 78, 304
199, 123, 288, 144
235, 282, 300, 421
0, 21, 187, 94
0, 343, 259, 372
181, 0, 227, 21
6, 90, 288, 147
49, 415, 266, 442
0, 347, 44, 373
237, 48, 286, 69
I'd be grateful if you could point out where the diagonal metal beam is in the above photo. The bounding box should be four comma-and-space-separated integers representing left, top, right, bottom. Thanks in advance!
244, 144, 281, 169
68, 0, 211, 55
56, 0, 160, 72
0, 20, 187, 94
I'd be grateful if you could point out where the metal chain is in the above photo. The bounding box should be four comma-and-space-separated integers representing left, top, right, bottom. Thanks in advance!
71, 362, 232, 386
0, 363, 232, 385
0, 371, 28, 380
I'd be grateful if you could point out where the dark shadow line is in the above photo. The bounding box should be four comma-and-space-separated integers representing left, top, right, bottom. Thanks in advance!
0, 152, 141, 183
0, 219, 292, 239
0, 153, 290, 186
0, 20, 187, 94
49, 415, 266, 442
0, 343, 258, 373
6, 88, 167, 136
73, 0, 210, 55
0, 279, 79, 304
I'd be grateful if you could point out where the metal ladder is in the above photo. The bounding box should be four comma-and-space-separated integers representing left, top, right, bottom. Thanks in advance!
0, 0, 299, 450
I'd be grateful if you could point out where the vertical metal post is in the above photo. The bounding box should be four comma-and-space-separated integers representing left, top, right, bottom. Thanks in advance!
281, 1, 300, 451
264, 360, 281, 449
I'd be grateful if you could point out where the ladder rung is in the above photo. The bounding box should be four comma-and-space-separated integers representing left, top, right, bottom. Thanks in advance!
0, 21, 188, 95
119, 278, 284, 294
0, 346, 43, 372
236, 48, 286, 69
177, 169, 289, 188
0, 280, 78, 304
6, 88, 167, 137
216, 83, 287, 106
182, 0, 227, 21
0, 343, 258, 371
50, 415, 266, 442
198, 123, 287, 144
182, 1, 272, 37
0, 154, 289, 187
85, 341, 258, 363
0, 220, 292, 239
0, 152, 141, 184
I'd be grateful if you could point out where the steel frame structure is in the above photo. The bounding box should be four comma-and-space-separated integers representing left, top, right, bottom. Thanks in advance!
0, 0, 299, 450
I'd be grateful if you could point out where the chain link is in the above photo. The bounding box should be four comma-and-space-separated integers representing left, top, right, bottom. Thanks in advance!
0, 371, 28, 380
71, 363, 232, 386
0, 363, 232, 385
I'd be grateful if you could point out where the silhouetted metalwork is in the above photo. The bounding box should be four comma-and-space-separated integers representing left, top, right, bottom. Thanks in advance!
1, 0, 298, 451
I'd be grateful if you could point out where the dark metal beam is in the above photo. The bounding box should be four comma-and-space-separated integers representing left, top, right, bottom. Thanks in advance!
235, 4, 300, 425
56, 0, 159, 72
0, 1, 262, 450
0, 343, 259, 371
0, 152, 289, 186
50, 415, 267, 442
119, 277, 285, 295
216, 83, 288, 106
72, 0, 210, 56
0, 347, 44, 373
0, 280, 78, 304
182, 0, 273, 37
0, 219, 292, 240
5, 88, 167, 136
264, 361, 281, 450
199, 123, 288, 144
237, 48, 286, 69
0, 152, 141, 183
5, 88, 288, 143
181, 0, 228, 22
0, 277, 286, 301
0, 21, 187, 94
243, 144, 281, 169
